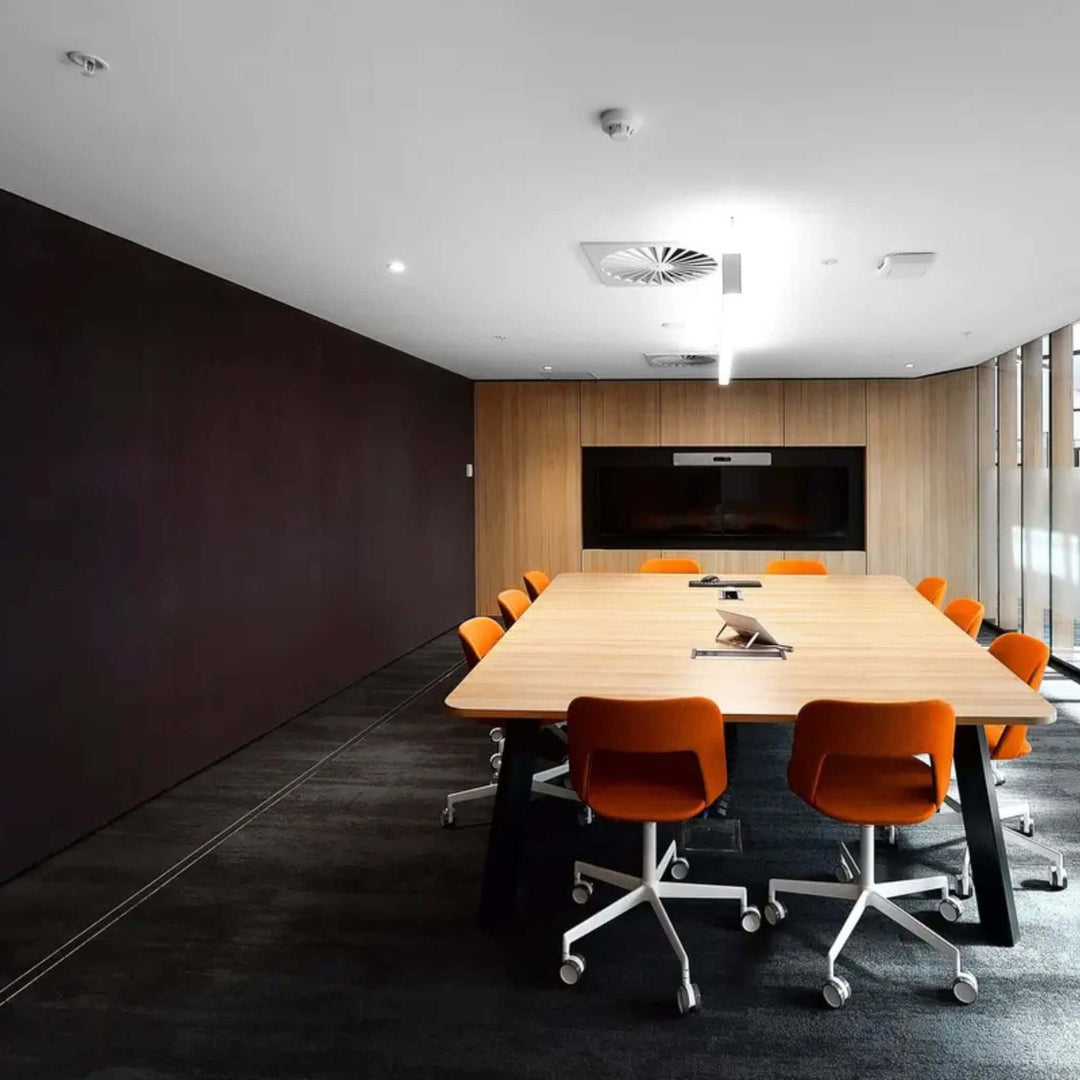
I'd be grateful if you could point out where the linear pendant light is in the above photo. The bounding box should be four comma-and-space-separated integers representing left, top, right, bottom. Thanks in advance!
718, 251, 742, 386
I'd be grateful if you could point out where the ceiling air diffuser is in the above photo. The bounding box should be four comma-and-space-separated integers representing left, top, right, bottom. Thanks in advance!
581, 243, 718, 287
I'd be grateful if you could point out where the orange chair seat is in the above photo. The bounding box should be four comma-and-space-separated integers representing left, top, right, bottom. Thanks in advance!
811, 754, 941, 827
984, 724, 1031, 759
584, 751, 709, 822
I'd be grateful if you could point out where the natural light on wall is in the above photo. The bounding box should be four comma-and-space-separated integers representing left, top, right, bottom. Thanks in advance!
982, 319, 1080, 667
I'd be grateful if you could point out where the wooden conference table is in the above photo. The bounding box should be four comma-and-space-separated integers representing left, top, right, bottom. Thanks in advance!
445, 573, 1056, 944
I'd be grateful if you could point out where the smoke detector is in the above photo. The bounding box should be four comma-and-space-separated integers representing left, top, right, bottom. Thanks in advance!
599, 108, 641, 141
581, 242, 718, 287
644, 353, 718, 369
66, 51, 109, 76
877, 252, 936, 278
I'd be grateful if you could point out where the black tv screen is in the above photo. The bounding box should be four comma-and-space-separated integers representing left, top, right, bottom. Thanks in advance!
582, 446, 865, 550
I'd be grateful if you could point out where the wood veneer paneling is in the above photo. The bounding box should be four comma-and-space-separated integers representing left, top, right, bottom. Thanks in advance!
661, 550, 784, 574
866, 371, 978, 602
783, 380, 866, 445
474, 382, 582, 613
926, 367, 979, 605
582, 549, 662, 572
659, 380, 784, 445
782, 550, 868, 574
478, 373, 978, 613
581, 381, 660, 445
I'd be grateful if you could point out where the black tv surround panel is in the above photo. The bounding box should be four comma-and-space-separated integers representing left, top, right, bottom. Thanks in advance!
582, 445, 865, 551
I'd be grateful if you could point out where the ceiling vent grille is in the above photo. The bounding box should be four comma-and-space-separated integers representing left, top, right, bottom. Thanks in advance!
581, 242, 718, 287
539, 369, 599, 380
644, 352, 718, 369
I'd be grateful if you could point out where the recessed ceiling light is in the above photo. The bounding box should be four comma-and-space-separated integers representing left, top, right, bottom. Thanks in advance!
542, 365, 553, 371
67, 50, 109, 76
661, 322, 686, 330
386, 260, 407, 274
821, 258, 838, 266
904, 363, 915, 369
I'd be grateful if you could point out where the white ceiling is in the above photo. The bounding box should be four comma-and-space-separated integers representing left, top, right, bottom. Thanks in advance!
3, 1, 1080, 381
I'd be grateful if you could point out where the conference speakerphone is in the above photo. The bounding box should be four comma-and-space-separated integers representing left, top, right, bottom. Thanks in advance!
688, 578, 762, 588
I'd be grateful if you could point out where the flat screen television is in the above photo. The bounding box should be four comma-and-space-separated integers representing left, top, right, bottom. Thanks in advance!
582, 446, 865, 550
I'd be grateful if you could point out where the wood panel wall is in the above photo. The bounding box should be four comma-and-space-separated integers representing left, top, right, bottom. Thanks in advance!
474, 375, 978, 613
865, 369, 978, 601
474, 382, 582, 613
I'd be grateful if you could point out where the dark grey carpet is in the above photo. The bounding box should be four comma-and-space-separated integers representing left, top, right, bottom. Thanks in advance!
1, 629, 1079, 1079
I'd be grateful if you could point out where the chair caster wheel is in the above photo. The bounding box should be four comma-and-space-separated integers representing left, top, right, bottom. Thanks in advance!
938, 896, 963, 923
1050, 866, 1068, 890
440, 807, 456, 828
835, 862, 854, 884
952, 971, 978, 1004
764, 899, 787, 926
559, 954, 585, 986
955, 878, 973, 900
489, 752, 502, 772
822, 975, 851, 1009
670, 857, 690, 881
571, 879, 594, 905
882, 825, 898, 846
489, 727, 503, 744
740, 905, 762, 933
676, 982, 701, 1014
576, 807, 594, 826
1019, 816, 1035, 838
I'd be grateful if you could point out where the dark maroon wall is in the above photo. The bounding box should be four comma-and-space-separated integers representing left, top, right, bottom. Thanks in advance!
0, 189, 474, 881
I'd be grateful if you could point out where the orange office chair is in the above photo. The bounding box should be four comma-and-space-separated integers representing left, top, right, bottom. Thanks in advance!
442, 618, 583, 828
558, 697, 760, 1014
523, 569, 551, 601
916, 576, 948, 607
458, 616, 504, 670
765, 558, 827, 575
943, 598, 985, 639
497, 588, 531, 628
764, 699, 978, 1007
953, 632, 1065, 894
639, 557, 702, 574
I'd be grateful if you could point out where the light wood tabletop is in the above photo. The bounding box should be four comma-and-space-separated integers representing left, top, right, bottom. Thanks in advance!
446, 573, 1056, 726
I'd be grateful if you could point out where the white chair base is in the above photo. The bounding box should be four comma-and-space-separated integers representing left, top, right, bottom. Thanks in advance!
944, 784, 1067, 893
957, 823, 1068, 895
441, 762, 585, 827
766, 825, 977, 1007
559, 821, 760, 1013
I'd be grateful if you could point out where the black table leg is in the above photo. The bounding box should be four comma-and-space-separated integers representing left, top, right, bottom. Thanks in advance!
479, 719, 540, 928
953, 724, 1019, 946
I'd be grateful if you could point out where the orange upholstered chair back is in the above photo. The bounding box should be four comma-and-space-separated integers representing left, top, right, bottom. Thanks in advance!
497, 588, 531, 628
639, 557, 702, 574
985, 632, 1050, 758
566, 697, 728, 820
522, 570, 551, 601
788, 699, 956, 816
916, 576, 948, 607
458, 617, 504, 670
943, 597, 985, 639
765, 558, 827, 575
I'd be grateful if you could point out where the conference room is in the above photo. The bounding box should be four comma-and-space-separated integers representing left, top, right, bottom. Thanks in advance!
2, 3, 1079, 1077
